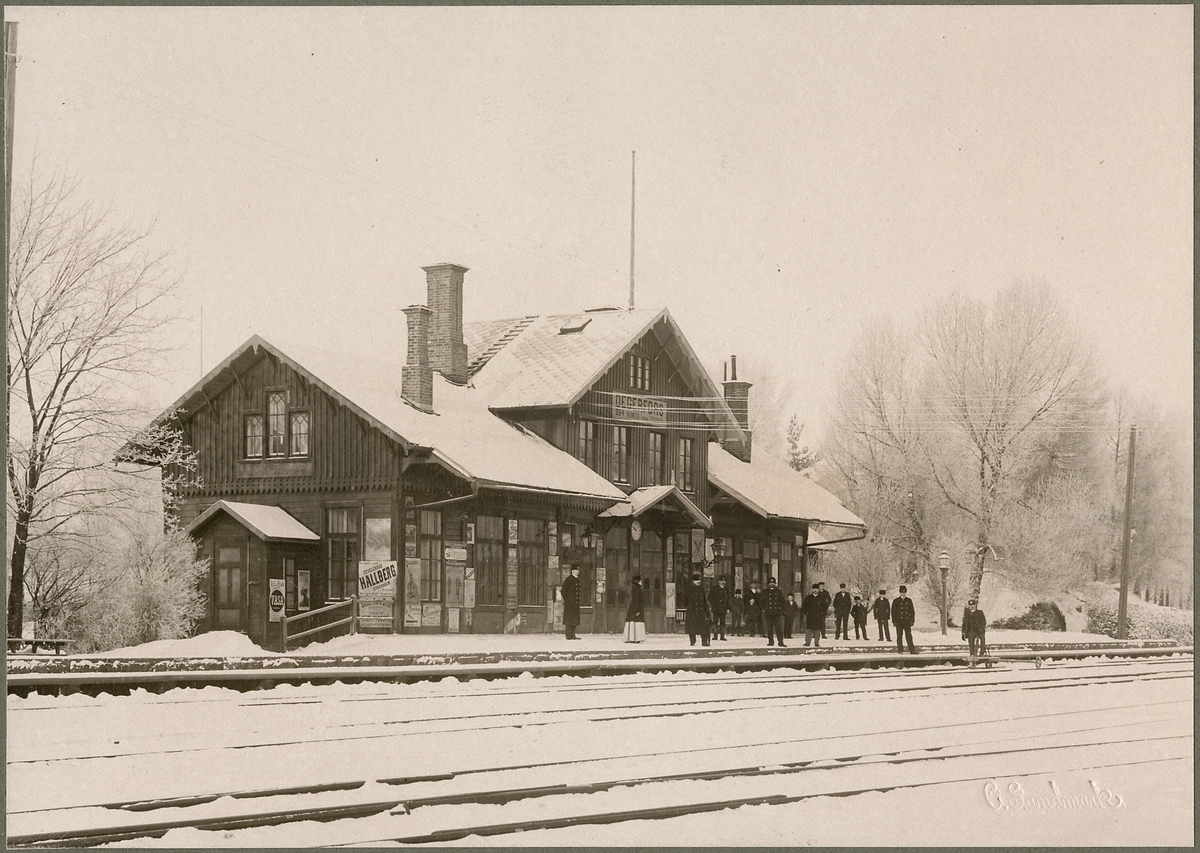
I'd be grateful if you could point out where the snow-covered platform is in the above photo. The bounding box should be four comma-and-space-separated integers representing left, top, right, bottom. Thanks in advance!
6, 631, 1188, 696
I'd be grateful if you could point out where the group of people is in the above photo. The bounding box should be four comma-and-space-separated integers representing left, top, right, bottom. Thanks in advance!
564, 565, 988, 657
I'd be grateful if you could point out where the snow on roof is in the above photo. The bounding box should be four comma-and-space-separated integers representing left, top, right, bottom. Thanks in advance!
186, 500, 321, 542
468, 310, 665, 408
598, 484, 712, 528
239, 338, 628, 502
707, 442, 867, 530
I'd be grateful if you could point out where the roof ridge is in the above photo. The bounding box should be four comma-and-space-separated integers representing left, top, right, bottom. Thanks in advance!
468, 315, 539, 377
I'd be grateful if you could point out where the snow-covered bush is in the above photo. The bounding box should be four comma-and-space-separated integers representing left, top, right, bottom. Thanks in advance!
991, 601, 1067, 632
1086, 595, 1193, 645
69, 526, 209, 652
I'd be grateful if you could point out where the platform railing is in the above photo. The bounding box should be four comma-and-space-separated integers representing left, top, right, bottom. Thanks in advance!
281, 596, 357, 652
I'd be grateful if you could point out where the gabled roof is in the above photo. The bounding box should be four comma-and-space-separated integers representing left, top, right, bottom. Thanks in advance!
186, 500, 320, 542
598, 484, 712, 528
708, 442, 867, 531
465, 308, 746, 440
154, 336, 629, 504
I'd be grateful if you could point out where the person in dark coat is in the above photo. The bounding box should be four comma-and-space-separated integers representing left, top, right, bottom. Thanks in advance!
816, 582, 832, 638
851, 595, 869, 639
560, 565, 582, 640
759, 576, 787, 647
962, 598, 987, 657
684, 573, 712, 646
872, 589, 892, 641
801, 584, 824, 647
708, 576, 731, 640
730, 588, 744, 636
891, 584, 916, 654
623, 575, 646, 643
745, 583, 761, 637
832, 583, 853, 640
784, 593, 800, 639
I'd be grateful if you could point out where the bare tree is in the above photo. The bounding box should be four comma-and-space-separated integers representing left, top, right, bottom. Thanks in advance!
921, 283, 1103, 600
6, 172, 187, 636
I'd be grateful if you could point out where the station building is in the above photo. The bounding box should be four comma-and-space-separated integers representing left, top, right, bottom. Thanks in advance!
141, 264, 866, 648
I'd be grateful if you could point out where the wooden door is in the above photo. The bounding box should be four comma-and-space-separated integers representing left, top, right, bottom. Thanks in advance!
214, 540, 247, 631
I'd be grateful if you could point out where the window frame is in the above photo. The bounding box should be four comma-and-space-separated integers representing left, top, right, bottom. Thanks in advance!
246, 389, 310, 460
244, 413, 264, 459
577, 419, 598, 470
612, 425, 630, 483
326, 506, 360, 601
475, 515, 506, 607
677, 436, 695, 492
648, 431, 664, 486
419, 510, 443, 602
516, 518, 546, 606
628, 354, 651, 391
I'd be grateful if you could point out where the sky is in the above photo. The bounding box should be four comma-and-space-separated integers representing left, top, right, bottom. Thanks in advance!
6, 5, 1193, 451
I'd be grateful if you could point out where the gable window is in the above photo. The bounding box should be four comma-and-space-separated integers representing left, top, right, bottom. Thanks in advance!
577, 419, 597, 470
268, 391, 288, 457
327, 507, 359, 600
648, 432, 664, 486
629, 354, 651, 391
244, 414, 264, 459
284, 557, 296, 610
289, 411, 310, 456
677, 436, 695, 492
246, 390, 310, 460
612, 426, 630, 483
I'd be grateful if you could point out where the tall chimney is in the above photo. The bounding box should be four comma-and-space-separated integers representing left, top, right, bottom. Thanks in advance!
401, 305, 434, 412
423, 263, 469, 384
722, 354, 753, 462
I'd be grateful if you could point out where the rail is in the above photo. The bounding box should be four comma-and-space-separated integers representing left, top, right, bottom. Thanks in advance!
281, 596, 357, 652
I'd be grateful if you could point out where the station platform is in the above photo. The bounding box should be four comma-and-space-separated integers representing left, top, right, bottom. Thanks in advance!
6, 633, 1188, 696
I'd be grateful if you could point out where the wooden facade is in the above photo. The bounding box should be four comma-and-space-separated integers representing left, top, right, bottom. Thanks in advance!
155, 297, 856, 645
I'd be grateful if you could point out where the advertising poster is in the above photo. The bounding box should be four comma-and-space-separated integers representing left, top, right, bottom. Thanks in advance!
445, 564, 465, 608
505, 546, 518, 608
562, 529, 571, 550
771, 558, 779, 582
421, 603, 442, 627
665, 582, 675, 612
447, 607, 460, 633
794, 570, 803, 587
364, 517, 392, 561
404, 557, 421, 604
464, 566, 476, 609
358, 560, 397, 629
466, 522, 475, 545
691, 528, 706, 562
735, 566, 744, 592
548, 554, 559, 570
405, 524, 418, 557
548, 521, 557, 556
404, 604, 421, 628
269, 578, 285, 622
508, 519, 518, 545
297, 570, 311, 611
596, 565, 606, 596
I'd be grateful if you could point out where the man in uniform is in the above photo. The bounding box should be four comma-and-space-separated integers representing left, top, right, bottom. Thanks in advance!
560, 565, 582, 640
873, 589, 891, 642
816, 582, 832, 638
962, 598, 987, 657
801, 583, 824, 647
832, 583, 853, 640
684, 573, 712, 646
892, 584, 916, 654
759, 576, 787, 647
708, 576, 731, 641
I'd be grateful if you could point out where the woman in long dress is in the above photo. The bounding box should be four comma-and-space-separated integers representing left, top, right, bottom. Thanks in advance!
623, 575, 646, 643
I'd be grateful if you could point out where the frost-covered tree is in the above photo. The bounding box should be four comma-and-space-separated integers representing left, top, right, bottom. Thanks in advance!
6, 172, 189, 636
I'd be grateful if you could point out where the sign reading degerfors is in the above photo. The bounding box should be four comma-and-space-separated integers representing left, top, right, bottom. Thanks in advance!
611, 392, 666, 424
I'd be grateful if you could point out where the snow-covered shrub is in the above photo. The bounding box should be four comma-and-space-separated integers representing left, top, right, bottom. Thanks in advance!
1086, 595, 1193, 645
991, 601, 1066, 632
69, 527, 209, 652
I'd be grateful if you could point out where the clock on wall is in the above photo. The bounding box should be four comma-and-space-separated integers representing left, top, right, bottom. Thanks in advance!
630, 520, 642, 541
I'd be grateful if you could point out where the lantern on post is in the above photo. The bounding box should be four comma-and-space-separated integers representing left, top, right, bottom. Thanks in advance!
937, 551, 950, 636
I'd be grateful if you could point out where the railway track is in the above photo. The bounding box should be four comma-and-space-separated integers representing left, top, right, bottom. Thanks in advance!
7, 657, 1191, 847
9, 658, 1191, 765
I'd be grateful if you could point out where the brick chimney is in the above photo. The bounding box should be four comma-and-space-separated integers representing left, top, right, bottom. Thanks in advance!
721, 355, 753, 462
422, 263, 469, 385
401, 305, 434, 412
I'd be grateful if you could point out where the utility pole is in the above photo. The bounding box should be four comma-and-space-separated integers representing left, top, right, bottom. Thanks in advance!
1116, 424, 1137, 639
4, 21, 17, 257
628, 150, 635, 311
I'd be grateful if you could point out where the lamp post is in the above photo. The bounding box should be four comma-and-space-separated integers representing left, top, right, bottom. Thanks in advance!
937, 551, 950, 636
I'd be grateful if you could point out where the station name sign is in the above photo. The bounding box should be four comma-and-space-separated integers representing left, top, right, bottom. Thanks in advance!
612, 392, 666, 424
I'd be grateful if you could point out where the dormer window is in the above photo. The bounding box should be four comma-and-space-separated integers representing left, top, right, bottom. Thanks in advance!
629, 355, 651, 391
245, 390, 310, 460
559, 317, 592, 335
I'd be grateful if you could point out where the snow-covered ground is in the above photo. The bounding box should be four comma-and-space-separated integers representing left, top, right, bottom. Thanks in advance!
7, 647, 1192, 847
80, 627, 1132, 659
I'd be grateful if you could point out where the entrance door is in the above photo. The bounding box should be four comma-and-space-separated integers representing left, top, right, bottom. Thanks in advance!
640, 530, 666, 632
214, 541, 246, 631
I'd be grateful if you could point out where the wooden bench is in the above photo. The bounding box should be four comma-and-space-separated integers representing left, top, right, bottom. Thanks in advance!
7, 637, 71, 655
